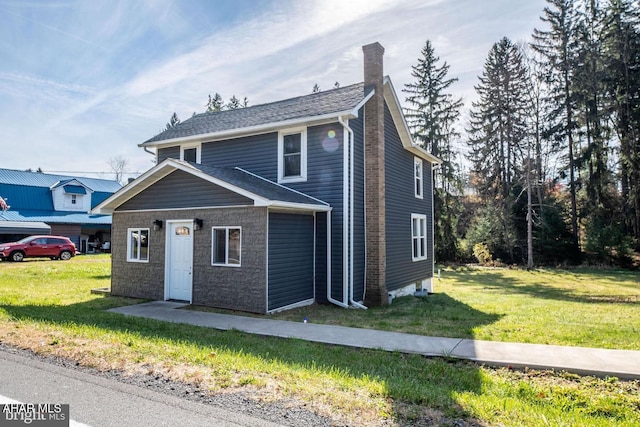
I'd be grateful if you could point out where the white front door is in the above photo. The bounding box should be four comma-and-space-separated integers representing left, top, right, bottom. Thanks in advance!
166, 221, 194, 302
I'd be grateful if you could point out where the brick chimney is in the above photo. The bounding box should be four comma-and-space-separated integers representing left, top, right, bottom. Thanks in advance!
362, 42, 387, 306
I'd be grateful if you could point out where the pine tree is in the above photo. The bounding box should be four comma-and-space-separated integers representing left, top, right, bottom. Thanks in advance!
205, 93, 224, 112
227, 95, 241, 110
532, 0, 581, 255
312, 83, 320, 93
466, 37, 531, 261
403, 40, 463, 261
602, 0, 640, 249
165, 112, 180, 130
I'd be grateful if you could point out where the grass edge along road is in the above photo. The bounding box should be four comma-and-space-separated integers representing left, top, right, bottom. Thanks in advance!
0, 255, 639, 426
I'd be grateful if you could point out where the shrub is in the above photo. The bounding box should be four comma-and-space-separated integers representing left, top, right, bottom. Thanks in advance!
473, 242, 493, 265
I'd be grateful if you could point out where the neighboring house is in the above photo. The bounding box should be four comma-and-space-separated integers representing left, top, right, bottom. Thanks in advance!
93, 42, 440, 313
0, 169, 121, 251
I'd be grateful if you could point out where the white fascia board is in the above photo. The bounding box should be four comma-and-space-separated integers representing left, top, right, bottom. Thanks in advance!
351, 88, 375, 116
383, 77, 442, 165
139, 110, 358, 149
267, 202, 332, 212
92, 158, 276, 214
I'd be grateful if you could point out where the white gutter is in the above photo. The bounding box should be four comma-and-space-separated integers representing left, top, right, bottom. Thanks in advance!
339, 116, 367, 310
326, 210, 348, 308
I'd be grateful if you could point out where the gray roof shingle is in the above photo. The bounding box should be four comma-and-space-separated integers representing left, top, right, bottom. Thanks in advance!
143, 82, 368, 144
183, 161, 328, 208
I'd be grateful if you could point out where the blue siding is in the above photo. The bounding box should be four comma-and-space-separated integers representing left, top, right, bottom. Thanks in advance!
351, 114, 366, 302
201, 133, 278, 180
117, 170, 252, 211
157, 146, 180, 163
268, 212, 315, 311
285, 124, 345, 301
384, 103, 434, 290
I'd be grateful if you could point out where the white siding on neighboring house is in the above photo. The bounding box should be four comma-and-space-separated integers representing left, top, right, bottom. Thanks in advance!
51, 182, 93, 212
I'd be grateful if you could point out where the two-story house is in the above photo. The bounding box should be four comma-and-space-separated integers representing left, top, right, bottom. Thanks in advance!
0, 168, 121, 250
93, 42, 440, 313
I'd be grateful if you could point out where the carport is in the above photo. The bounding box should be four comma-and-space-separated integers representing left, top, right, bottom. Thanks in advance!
0, 221, 51, 243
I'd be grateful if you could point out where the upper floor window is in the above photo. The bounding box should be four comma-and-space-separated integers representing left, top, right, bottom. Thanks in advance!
414, 157, 423, 199
181, 144, 201, 164
278, 128, 307, 183
71, 194, 77, 205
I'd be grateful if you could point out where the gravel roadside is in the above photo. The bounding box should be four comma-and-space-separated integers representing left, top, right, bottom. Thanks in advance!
0, 342, 333, 427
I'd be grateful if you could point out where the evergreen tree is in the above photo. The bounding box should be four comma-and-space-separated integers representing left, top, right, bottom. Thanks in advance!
205, 93, 224, 112
602, 0, 640, 249
227, 95, 242, 110
403, 40, 463, 261
312, 83, 320, 93
466, 37, 531, 262
165, 112, 180, 130
532, 0, 582, 254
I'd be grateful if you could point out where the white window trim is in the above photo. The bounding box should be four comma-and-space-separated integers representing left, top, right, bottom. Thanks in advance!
414, 157, 423, 199
277, 127, 307, 183
180, 143, 201, 164
211, 226, 242, 267
127, 228, 150, 263
411, 214, 427, 262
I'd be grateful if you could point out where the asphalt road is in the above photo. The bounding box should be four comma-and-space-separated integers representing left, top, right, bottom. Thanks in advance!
0, 349, 284, 427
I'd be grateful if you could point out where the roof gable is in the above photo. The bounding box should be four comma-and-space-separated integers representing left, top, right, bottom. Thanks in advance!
92, 159, 330, 214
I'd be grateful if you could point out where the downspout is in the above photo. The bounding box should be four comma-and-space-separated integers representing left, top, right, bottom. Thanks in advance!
326, 209, 348, 308
339, 116, 367, 310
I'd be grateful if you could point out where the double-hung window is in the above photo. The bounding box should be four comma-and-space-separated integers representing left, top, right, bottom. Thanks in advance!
127, 228, 149, 262
278, 128, 307, 183
411, 214, 427, 261
211, 227, 241, 266
414, 157, 423, 199
181, 144, 201, 164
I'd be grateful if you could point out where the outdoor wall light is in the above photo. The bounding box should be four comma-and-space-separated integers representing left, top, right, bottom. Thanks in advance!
194, 218, 203, 231
153, 219, 163, 231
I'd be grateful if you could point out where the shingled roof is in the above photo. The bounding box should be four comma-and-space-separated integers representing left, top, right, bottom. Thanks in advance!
142, 82, 369, 145
92, 159, 330, 215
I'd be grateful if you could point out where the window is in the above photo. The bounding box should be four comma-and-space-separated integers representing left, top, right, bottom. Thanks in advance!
411, 214, 427, 261
278, 128, 307, 183
71, 194, 77, 205
211, 227, 241, 266
127, 228, 149, 262
181, 144, 201, 164
414, 157, 423, 199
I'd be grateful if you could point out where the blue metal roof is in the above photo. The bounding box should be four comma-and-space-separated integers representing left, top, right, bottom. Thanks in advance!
0, 209, 111, 225
63, 185, 87, 194
0, 168, 121, 192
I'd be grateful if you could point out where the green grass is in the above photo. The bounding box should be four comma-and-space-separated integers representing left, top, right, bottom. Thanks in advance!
0, 256, 639, 426
257, 265, 640, 350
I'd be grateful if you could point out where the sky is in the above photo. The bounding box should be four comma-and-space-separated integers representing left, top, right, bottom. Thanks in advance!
0, 0, 548, 183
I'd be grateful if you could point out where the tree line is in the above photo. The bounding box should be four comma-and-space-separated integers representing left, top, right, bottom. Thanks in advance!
404, 0, 639, 267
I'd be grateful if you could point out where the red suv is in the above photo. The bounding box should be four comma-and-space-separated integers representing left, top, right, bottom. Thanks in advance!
0, 235, 78, 262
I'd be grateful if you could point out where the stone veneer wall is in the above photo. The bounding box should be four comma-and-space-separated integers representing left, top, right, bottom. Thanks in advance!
111, 207, 268, 313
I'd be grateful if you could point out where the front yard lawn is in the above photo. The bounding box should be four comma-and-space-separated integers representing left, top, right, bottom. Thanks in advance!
266, 265, 640, 350
0, 256, 638, 426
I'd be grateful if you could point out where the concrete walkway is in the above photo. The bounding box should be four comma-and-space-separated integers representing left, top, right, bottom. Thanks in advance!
109, 301, 640, 380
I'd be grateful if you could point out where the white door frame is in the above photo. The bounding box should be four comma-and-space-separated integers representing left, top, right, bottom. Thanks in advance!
164, 219, 194, 303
